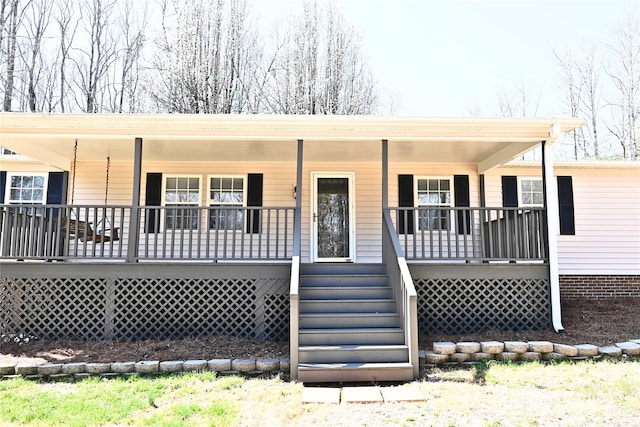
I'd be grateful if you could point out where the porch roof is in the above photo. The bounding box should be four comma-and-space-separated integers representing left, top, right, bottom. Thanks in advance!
0, 113, 583, 171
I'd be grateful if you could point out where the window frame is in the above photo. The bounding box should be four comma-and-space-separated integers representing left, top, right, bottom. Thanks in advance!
518, 177, 544, 207
162, 174, 202, 230
207, 174, 247, 231
414, 176, 455, 232
5, 172, 48, 205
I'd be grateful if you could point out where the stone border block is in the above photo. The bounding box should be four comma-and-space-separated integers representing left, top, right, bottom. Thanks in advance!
470, 352, 492, 362
38, 364, 63, 375
231, 359, 256, 372
553, 343, 578, 357
183, 360, 208, 372
520, 352, 541, 361
424, 351, 449, 364
62, 363, 86, 374
542, 352, 566, 361
528, 341, 553, 353
495, 352, 519, 362
504, 341, 528, 353
481, 341, 504, 354
279, 358, 290, 372
616, 341, 640, 356
15, 365, 39, 376
208, 359, 231, 372
433, 342, 456, 355
111, 362, 135, 373
450, 353, 470, 363
86, 363, 111, 374
135, 361, 159, 374
575, 344, 599, 357
159, 361, 183, 373
599, 346, 623, 357
456, 342, 481, 354
0, 364, 15, 375
256, 358, 279, 372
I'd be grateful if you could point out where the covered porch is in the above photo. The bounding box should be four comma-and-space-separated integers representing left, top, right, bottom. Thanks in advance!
0, 114, 583, 382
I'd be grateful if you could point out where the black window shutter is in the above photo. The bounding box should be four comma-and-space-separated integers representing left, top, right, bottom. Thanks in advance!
46, 172, 68, 217
557, 176, 575, 235
0, 171, 6, 203
246, 173, 263, 233
501, 176, 518, 207
398, 174, 414, 234
454, 175, 471, 234
145, 173, 162, 233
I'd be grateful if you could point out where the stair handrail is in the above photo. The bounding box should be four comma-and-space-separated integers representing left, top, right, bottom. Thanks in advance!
289, 203, 302, 381
382, 208, 419, 379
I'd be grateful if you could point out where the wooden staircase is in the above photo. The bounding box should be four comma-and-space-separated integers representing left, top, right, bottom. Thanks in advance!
296, 263, 415, 383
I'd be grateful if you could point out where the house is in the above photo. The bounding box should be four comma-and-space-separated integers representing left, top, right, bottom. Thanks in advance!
1, 113, 638, 382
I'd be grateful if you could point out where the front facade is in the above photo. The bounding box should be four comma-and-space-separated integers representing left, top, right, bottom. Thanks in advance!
2, 114, 637, 381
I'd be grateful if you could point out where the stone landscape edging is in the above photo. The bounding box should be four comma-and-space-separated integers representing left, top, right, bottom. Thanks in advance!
1, 339, 639, 381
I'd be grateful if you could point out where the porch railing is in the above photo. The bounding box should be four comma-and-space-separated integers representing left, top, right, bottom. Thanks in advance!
0, 204, 295, 262
389, 206, 548, 262
382, 209, 419, 379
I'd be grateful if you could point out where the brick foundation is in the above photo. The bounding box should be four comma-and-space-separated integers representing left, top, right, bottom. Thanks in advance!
560, 275, 640, 300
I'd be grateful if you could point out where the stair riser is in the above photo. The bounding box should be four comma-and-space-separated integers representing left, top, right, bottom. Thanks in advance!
299, 348, 409, 364
299, 287, 392, 300
299, 315, 399, 329
300, 264, 387, 275
298, 367, 415, 383
299, 331, 404, 346
300, 276, 389, 287
299, 301, 396, 313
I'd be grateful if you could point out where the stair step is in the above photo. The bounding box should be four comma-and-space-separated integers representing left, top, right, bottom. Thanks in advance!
299, 299, 396, 313
298, 362, 415, 383
300, 274, 389, 287
298, 327, 404, 345
299, 344, 409, 363
300, 263, 386, 276
299, 286, 392, 299
299, 312, 400, 328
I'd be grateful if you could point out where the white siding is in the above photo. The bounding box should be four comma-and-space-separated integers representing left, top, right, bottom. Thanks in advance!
487, 165, 640, 275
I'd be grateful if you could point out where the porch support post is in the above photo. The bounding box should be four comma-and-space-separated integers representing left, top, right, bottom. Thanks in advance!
382, 139, 389, 209
542, 125, 563, 332
126, 137, 143, 263
290, 138, 303, 381
294, 139, 303, 251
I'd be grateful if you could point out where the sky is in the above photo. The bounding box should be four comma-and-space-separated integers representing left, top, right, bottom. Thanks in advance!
253, 0, 640, 117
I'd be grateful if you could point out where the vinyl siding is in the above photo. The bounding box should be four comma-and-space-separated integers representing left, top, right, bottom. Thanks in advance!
487, 165, 640, 275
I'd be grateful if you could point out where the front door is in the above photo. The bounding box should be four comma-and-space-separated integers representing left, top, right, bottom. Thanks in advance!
312, 172, 355, 262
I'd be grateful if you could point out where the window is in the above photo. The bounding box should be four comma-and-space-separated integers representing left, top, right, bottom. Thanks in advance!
6, 173, 47, 204
519, 178, 543, 207
416, 177, 451, 230
164, 176, 200, 229
209, 176, 245, 230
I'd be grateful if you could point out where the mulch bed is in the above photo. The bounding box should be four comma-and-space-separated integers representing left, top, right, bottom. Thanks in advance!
1, 298, 638, 365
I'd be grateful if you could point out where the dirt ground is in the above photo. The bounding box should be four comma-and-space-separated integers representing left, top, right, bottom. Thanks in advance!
1, 298, 638, 365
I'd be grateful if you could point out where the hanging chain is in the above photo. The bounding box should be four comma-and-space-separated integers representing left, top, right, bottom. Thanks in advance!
70, 139, 78, 205
104, 156, 110, 205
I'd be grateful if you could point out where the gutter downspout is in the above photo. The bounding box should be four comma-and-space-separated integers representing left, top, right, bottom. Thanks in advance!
543, 124, 564, 332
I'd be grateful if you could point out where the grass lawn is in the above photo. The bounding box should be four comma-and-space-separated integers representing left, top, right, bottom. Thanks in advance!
0, 359, 638, 426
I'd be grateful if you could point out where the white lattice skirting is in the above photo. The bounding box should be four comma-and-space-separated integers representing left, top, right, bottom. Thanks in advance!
1, 267, 290, 341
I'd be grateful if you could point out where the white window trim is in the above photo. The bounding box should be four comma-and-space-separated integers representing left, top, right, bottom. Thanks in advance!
207, 174, 247, 232
161, 174, 202, 230
518, 177, 544, 207
414, 176, 455, 232
5, 172, 48, 204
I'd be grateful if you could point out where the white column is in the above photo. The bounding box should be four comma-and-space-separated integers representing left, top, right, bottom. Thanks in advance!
543, 124, 564, 332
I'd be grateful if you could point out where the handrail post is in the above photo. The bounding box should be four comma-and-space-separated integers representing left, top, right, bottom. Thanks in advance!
127, 137, 143, 263
290, 139, 303, 381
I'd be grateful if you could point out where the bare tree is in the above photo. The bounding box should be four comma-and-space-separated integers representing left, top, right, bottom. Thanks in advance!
2, 0, 26, 111
555, 48, 586, 159
74, 0, 118, 113
18, 0, 51, 112
54, 0, 79, 112
578, 45, 603, 159
265, 0, 377, 115
606, 13, 640, 160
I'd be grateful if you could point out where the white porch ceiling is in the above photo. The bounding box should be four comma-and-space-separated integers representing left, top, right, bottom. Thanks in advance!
0, 113, 583, 170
